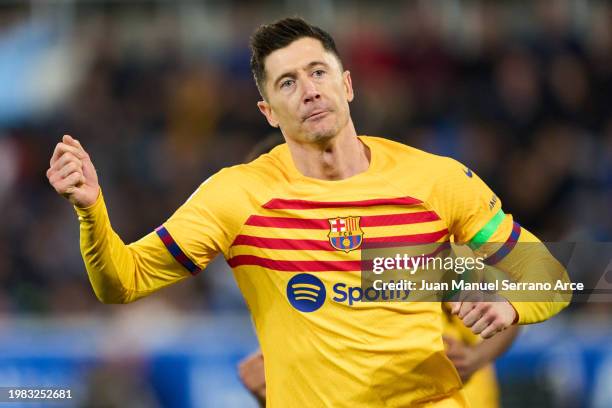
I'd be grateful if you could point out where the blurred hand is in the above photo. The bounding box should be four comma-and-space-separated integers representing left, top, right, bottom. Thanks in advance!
443, 336, 483, 383
450, 300, 517, 339
47, 135, 100, 208
238, 350, 266, 406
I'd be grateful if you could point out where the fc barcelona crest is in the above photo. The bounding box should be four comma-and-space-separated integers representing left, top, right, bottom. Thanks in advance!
328, 217, 364, 253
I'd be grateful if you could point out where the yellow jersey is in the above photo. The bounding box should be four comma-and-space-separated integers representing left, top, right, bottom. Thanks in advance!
75, 136, 567, 407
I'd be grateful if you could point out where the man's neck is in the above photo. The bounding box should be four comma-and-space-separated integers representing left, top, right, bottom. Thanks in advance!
285, 121, 371, 180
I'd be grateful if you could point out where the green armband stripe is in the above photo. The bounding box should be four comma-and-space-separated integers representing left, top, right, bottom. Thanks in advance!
468, 209, 505, 250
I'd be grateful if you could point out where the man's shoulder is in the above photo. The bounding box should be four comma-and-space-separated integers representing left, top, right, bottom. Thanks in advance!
365, 136, 458, 172
194, 144, 287, 198
242, 143, 288, 175
217, 143, 288, 184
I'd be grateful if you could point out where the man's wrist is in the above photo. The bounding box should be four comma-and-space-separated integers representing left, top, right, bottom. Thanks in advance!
74, 188, 103, 220
510, 302, 519, 324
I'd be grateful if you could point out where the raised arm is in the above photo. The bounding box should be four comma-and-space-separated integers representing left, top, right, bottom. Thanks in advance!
46, 135, 191, 303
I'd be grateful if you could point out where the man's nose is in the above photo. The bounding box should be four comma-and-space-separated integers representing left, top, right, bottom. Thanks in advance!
302, 78, 321, 103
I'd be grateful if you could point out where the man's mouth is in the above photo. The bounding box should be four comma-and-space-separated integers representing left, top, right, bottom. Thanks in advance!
304, 110, 329, 121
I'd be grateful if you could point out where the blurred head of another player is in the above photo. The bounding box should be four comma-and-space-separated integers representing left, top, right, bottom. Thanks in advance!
250, 18, 354, 145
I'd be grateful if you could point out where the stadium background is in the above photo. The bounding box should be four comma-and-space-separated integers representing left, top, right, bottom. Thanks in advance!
0, 0, 611, 407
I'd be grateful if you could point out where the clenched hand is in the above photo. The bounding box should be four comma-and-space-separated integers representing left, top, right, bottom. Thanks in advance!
47, 135, 100, 208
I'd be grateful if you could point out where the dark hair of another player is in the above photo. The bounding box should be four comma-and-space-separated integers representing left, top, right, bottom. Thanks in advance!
249, 17, 342, 98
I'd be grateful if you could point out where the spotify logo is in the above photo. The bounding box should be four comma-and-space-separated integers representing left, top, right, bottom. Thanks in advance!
286, 273, 326, 312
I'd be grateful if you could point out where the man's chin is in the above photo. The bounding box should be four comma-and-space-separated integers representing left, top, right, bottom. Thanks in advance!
303, 123, 338, 143
304, 131, 336, 144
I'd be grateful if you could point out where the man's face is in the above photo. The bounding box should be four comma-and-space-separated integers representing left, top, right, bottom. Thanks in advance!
257, 37, 354, 144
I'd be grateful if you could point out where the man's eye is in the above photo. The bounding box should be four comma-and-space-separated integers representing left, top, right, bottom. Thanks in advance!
313, 70, 326, 77
281, 79, 294, 89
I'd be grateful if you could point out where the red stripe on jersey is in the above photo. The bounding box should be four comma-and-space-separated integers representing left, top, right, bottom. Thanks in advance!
227, 243, 450, 272
244, 211, 440, 229
227, 255, 362, 272
230, 229, 448, 250
362, 211, 440, 226
364, 229, 449, 247
262, 196, 422, 210
246, 216, 329, 229
232, 235, 333, 251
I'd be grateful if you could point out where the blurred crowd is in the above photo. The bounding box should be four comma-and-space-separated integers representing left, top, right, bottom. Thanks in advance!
0, 1, 610, 315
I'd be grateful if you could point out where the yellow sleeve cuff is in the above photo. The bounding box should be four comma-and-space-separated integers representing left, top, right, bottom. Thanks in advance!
74, 189, 104, 221
508, 300, 570, 325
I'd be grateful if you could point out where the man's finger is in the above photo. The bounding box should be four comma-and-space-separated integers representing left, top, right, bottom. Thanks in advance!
471, 314, 494, 335
461, 305, 485, 327
54, 172, 85, 194
64, 134, 81, 149
51, 140, 76, 164
458, 301, 475, 319
462, 308, 482, 327
50, 143, 62, 166
64, 135, 90, 159
50, 160, 82, 182
51, 151, 82, 172
480, 320, 503, 339
60, 161, 83, 179
50, 142, 86, 166
48, 168, 68, 185
69, 136, 84, 149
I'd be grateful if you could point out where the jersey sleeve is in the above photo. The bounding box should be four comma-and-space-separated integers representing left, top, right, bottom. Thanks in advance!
430, 157, 570, 324
76, 190, 191, 304
430, 157, 512, 245
158, 168, 239, 273
76, 168, 243, 304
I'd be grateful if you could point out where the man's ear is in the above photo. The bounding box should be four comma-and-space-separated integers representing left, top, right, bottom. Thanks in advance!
257, 100, 279, 128
343, 70, 354, 102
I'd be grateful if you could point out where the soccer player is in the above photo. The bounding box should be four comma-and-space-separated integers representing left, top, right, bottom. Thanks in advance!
47, 17, 569, 407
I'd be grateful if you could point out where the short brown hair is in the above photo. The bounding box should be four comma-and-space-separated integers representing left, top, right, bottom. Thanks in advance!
249, 17, 342, 97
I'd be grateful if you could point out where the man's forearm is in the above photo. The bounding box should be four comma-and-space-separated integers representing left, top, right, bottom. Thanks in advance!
484, 227, 571, 324
75, 190, 136, 303
75, 190, 192, 304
